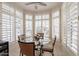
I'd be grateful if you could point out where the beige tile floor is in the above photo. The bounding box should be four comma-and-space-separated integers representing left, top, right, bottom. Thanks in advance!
9, 41, 71, 56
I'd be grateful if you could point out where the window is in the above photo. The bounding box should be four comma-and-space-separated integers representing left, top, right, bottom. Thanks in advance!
42, 15, 49, 42
35, 15, 42, 33
25, 15, 33, 41
52, 11, 60, 39
15, 10, 23, 40
35, 14, 49, 42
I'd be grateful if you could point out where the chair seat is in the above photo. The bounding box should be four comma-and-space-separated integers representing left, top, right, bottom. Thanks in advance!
42, 41, 53, 49
42, 40, 54, 56
42, 37, 56, 56
43, 45, 53, 49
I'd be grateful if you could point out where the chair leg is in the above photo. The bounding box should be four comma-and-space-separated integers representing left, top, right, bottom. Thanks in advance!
20, 53, 21, 56
52, 53, 54, 56
22, 53, 23, 56
42, 51, 44, 53
52, 50, 54, 56
20, 52, 23, 56
41, 49, 44, 54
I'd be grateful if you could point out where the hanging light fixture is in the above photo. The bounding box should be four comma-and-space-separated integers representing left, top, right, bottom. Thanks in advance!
25, 2, 47, 10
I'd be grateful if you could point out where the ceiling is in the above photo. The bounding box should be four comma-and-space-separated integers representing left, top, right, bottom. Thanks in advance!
15, 2, 62, 12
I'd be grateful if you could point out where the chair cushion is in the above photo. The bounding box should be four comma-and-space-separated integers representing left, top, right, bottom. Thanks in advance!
43, 41, 53, 49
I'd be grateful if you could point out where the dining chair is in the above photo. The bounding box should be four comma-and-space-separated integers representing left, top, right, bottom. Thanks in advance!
18, 41, 35, 56
42, 36, 56, 56
18, 34, 26, 42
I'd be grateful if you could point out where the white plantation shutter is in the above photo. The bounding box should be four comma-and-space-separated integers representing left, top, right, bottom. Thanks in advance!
1, 3, 14, 42
70, 3, 78, 53
0, 3, 23, 42
0, 3, 2, 40
63, 2, 78, 55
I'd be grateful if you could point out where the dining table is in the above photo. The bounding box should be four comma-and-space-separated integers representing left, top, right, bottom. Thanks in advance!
20, 33, 50, 56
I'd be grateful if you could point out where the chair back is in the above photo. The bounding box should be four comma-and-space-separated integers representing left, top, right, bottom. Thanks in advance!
37, 33, 44, 39
53, 36, 56, 49
18, 41, 35, 56
18, 34, 25, 42
18, 36, 20, 41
